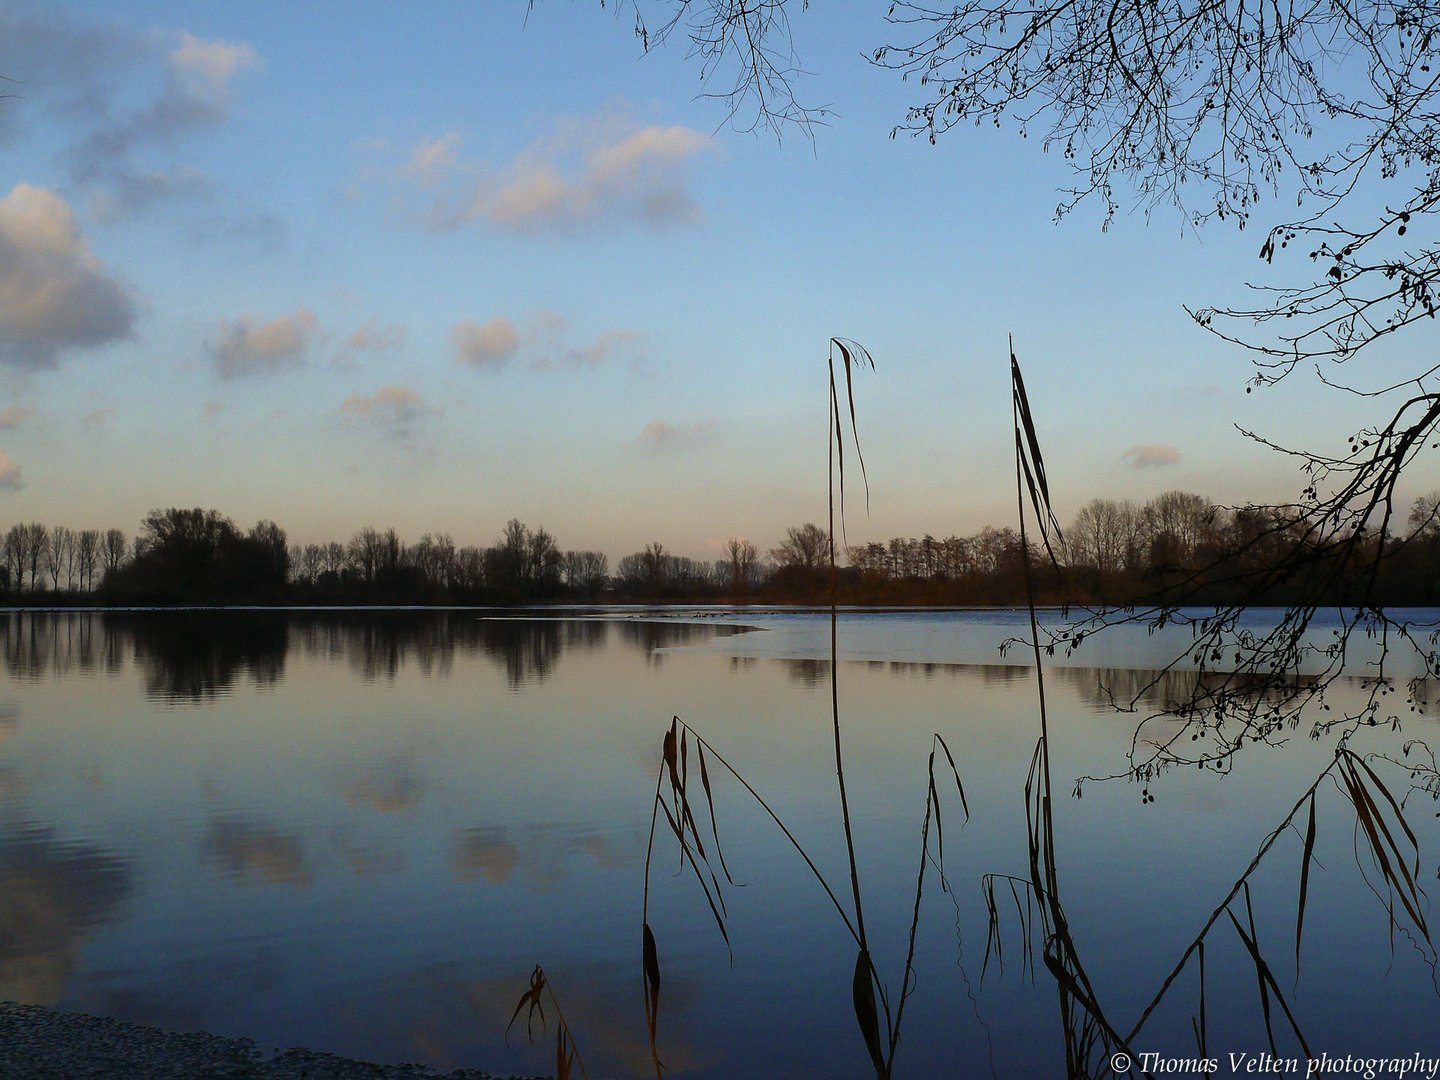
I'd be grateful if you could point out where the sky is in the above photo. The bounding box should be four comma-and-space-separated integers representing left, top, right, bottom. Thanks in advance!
0, 1, 1429, 565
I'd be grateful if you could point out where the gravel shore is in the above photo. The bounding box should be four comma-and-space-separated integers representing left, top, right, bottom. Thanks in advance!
0, 1001, 546, 1080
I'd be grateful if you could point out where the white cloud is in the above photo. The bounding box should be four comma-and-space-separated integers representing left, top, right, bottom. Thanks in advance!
397, 114, 715, 234
1122, 443, 1182, 469
212, 309, 316, 378
0, 450, 22, 490
340, 384, 439, 440
451, 317, 519, 368
639, 417, 718, 449
0, 184, 137, 368
0, 405, 35, 429
169, 32, 258, 98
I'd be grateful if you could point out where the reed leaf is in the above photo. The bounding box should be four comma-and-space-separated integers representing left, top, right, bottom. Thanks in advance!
1295, 793, 1317, 977
1227, 905, 1312, 1059
1009, 341, 1064, 565
1193, 940, 1207, 1060
828, 337, 875, 528
506, 965, 547, 1043
654, 794, 731, 949
696, 741, 738, 886
1239, 884, 1280, 1058
933, 734, 970, 822
505, 965, 590, 1080
1337, 750, 1431, 943
643, 922, 662, 1078
852, 948, 887, 1077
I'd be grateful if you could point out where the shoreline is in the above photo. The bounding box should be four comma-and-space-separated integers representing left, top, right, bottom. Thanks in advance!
0, 1001, 545, 1080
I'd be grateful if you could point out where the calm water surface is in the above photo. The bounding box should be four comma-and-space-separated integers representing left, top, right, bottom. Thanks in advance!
0, 608, 1437, 1078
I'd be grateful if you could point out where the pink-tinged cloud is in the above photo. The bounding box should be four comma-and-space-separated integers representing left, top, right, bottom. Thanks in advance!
82, 408, 114, 428
335, 316, 406, 365
0, 405, 35, 429
0, 184, 137, 368
212, 308, 316, 378
451, 317, 519, 368
0, 451, 21, 490
570, 328, 641, 368
404, 114, 714, 234
531, 325, 642, 370
1122, 443, 1182, 469
340, 384, 439, 439
639, 417, 718, 448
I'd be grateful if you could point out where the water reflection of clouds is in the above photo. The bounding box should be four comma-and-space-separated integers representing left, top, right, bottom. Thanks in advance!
0, 767, 30, 798
74, 944, 285, 1036
204, 817, 311, 887
0, 825, 131, 1005
452, 828, 519, 884
342, 754, 423, 813
452, 825, 638, 891
329, 827, 407, 878
384, 961, 704, 1079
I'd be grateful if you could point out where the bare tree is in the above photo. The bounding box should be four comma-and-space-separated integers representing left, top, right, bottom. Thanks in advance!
102, 528, 128, 576
347, 527, 383, 583
771, 522, 828, 570
563, 550, 609, 593
249, 520, 290, 582
455, 545, 486, 590
22, 523, 44, 589
639, 541, 669, 592
1409, 491, 1440, 540
45, 526, 71, 591
296, 543, 324, 584
725, 536, 758, 594
321, 541, 346, 577
76, 529, 100, 590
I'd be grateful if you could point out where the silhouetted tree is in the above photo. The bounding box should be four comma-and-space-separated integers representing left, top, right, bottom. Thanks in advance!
76, 529, 100, 590
563, 550, 609, 593
46, 526, 72, 590
101, 528, 127, 575
725, 536, 758, 595
771, 523, 828, 571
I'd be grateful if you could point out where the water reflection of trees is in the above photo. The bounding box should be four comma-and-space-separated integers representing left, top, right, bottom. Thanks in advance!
2, 612, 764, 696
116, 613, 288, 701
1, 612, 124, 681
1050, 665, 1348, 717
613, 619, 747, 667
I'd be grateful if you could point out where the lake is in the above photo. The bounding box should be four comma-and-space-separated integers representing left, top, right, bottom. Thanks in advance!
0, 607, 1437, 1078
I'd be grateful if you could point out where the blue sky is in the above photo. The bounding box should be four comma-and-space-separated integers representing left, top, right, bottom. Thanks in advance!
0, 1, 1415, 563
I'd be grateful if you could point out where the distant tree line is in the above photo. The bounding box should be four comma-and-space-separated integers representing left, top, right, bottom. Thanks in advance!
2, 490, 1437, 605
846, 489, 1440, 606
